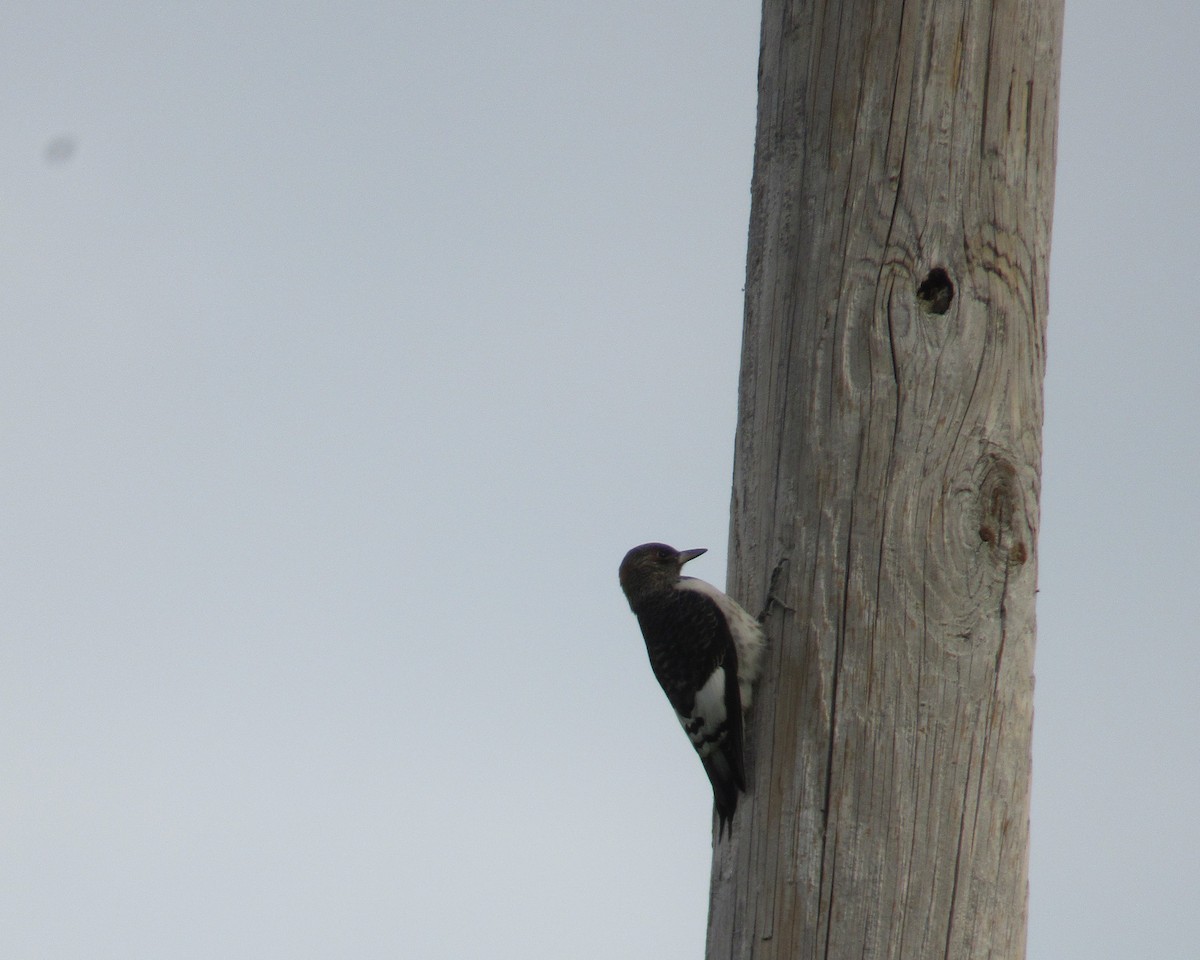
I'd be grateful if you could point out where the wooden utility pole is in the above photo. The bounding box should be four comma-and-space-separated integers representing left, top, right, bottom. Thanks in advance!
708, 2, 1062, 958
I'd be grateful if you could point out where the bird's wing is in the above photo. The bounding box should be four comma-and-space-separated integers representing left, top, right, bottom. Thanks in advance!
635, 588, 747, 798
635, 587, 736, 717
633, 585, 750, 836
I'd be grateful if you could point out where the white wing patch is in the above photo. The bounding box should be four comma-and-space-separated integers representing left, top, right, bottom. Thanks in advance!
676, 665, 728, 758
675, 577, 766, 709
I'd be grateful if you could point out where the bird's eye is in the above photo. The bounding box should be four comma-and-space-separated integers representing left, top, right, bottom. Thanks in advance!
657, 548, 673, 561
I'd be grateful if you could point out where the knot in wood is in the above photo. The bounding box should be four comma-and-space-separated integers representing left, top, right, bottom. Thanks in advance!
978, 457, 1028, 567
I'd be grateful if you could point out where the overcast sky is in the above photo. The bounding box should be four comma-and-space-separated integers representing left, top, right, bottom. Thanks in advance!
3, 3, 1198, 958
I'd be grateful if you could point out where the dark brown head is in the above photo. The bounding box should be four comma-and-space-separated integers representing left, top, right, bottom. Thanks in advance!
618, 542, 707, 608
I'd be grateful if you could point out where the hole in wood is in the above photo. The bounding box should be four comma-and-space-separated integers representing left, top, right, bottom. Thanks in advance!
917, 268, 955, 314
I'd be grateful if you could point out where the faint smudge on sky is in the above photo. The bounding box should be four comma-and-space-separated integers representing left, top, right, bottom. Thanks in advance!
44, 135, 77, 165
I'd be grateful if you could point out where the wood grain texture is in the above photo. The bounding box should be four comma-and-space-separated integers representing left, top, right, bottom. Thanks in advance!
707, 1, 1062, 958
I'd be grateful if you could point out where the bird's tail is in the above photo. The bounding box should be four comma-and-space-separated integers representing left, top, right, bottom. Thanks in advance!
702, 750, 744, 841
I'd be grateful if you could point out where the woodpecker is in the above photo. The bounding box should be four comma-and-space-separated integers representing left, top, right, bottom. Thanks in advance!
619, 542, 765, 838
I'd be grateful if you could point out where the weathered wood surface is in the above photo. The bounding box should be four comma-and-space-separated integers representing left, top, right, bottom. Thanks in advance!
708, 1, 1063, 958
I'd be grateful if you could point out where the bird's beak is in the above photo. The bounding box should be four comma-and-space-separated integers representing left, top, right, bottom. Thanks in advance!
678, 548, 707, 565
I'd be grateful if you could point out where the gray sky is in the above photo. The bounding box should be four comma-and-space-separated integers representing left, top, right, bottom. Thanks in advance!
2, 3, 1197, 958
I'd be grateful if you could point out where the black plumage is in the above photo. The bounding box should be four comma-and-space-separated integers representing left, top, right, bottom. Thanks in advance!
619, 542, 764, 838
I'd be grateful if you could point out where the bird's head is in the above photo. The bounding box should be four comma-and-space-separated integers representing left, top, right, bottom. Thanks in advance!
618, 542, 706, 606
